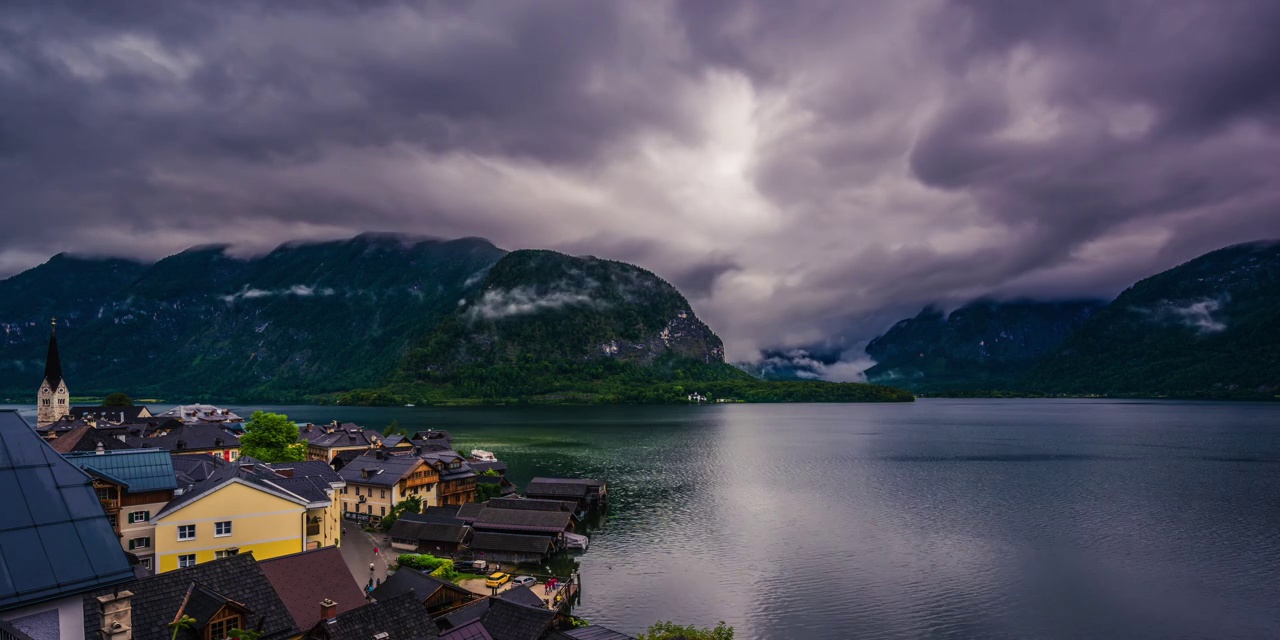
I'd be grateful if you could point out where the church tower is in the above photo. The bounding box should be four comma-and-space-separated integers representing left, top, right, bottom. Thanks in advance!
36, 319, 70, 427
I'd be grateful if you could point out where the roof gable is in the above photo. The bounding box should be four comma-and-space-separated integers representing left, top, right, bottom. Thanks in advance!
0, 411, 134, 610
64, 449, 178, 492
259, 547, 366, 631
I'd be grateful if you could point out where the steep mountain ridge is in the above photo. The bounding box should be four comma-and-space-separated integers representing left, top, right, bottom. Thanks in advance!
1028, 241, 1280, 397
0, 234, 506, 399
864, 299, 1105, 392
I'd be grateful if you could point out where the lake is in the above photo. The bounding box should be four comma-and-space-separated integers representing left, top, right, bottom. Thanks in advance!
11, 399, 1280, 639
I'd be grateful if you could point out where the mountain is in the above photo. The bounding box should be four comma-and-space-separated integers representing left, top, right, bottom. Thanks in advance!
1, 235, 913, 404
863, 299, 1106, 392
1028, 241, 1280, 397
0, 234, 506, 400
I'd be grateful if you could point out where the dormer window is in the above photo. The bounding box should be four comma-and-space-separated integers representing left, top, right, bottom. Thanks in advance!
207, 611, 244, 640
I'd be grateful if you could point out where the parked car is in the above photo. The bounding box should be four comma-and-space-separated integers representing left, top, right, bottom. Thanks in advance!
485, 572, 510, 588
511, 575, 537, 588
456, 560, 488, 573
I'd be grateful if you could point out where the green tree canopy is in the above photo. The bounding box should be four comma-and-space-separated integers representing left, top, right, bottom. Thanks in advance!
379, 495, 423, 532
638, 622, 734, 640
102, 392, 133, 407
239, 411, 305, 462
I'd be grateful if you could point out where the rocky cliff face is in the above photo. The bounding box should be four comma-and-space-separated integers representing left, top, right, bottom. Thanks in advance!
402, 249, 724, 376
1028, 241, 1280, 396
863, 299, 1106, 391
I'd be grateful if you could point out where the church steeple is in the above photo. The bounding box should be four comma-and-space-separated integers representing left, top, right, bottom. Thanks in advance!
37, 319, 70, 427
44, 318, 63, 389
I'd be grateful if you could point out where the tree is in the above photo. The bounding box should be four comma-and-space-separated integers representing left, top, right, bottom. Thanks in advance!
102, 392, 133, 407
239, 411, 305, 462
379, 495, 423, 532
382, 419, 407, 436
637, 621, 734, 640
476, 481, 503, 503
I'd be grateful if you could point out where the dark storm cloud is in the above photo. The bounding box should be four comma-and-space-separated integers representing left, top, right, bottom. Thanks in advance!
1, 0, 1278, 367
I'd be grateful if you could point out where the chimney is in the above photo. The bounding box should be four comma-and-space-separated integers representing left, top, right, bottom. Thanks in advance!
320, 599, 338, 621
96, 590, 133, 640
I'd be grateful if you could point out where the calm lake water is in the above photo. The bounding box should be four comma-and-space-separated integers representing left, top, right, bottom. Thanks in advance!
12, 399, 1280, 639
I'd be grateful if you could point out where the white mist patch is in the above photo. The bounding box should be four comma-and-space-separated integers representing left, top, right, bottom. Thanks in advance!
220, 284, 336, 302
1136, 297, 1229, 334
464, 281, 606, 321
1169, 299, 1227, 333
753, 348, 876, 383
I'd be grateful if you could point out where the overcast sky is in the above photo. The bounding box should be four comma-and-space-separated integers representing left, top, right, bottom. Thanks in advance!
2, 0, 1278, 367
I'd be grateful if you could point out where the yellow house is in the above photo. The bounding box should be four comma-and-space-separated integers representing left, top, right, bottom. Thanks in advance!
151, 459, 343, 573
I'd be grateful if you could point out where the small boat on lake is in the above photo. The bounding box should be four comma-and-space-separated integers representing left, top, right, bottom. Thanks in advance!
564, 532, 589, 550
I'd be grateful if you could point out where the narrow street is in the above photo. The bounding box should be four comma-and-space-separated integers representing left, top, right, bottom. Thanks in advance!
339, 520, 393, 595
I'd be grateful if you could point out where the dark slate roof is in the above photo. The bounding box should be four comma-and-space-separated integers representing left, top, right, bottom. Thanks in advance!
0, 411, 135, 611
547, 627, 637, 640
81, 553, 299, 640
48, 425, 135, 454
496, 586, 544, 609
468, 533, 555, 556
422, 506, 462, 519
472, 507, 572, 534
174, 581, 243, 637
299, 424, 380, 448
525, 478, 601, 499
339, 451, 423, 487
159, 459, 328, 519
170, 453, 229, 484
259, 547, 366, 631
43, 329, 63, 388
441, 618, 495, 640
388, 518, 469, 545
455, 503, 485, 523
268, 459, 345, 485
438, 596, 490, 628
486, 498, 573, 513
126, 424, 239, 453
370, 569, 467, 604
468, 461, 507, 475
480, 598, 557, 640
310, 590, 438, 639
382, 435, 410, 448
63, 448, 178, 492
69, 405, 152, 423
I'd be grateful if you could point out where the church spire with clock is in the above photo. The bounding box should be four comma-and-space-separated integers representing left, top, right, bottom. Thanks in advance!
36, 319, 70, 427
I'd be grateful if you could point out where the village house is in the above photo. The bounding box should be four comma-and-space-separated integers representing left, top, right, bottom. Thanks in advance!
151, 458, 341, 573
62, 448, 178, 573
258, 547, 367, 632
300, 421, 385, 462
155, 404, 246, 428
81, 553, 300, 640
125, 424, 242, 461
0, 411, 136, 640
370, 568, 478, 617
68, 405, 154, 425
338, 450, 435, 526
421, 450, 478, 506
45, 424, 134, 453
436, 595, 558, 640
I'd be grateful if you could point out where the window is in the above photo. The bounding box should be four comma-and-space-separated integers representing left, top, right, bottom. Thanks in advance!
140, 557, 152, 570
128, 537, 151, 550
42, 398, 50, 405
95, 487, 114, 501
215, 521, 232, 537
367, 505, 372, 514
380, 506, 386, 516
341, 487, 347, 494
57, 397, 66, 405
207, 613, 242, 640
380, 489, 386, 499
450, 461, 461, 469
178, 525, 196, 540
178, 554, 196, 568
215, 549, 239, 559
230, 450, 239, 460
129, 510, 150, 523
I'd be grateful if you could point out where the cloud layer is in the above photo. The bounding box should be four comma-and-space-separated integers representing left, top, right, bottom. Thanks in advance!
2, 0, 1278, 360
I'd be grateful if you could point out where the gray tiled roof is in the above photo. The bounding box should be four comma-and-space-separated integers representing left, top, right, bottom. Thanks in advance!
480, 598, 556, 640
441, 618, 495, 640
268, 460, 345, 485
387, 518, 469, 545
495, 586, 544, 608
259, 547, 366, 631
69, 405, 152, 423
486, 498, 573, 513
81, 553, 299, 640
309, 590, 438, 639
438, 596, 489, 628
63, 448, 178, 492
370, 568, 467, 604
547, 627, 637, 640
472, 507, 572, 534
125, 424, 239, 453
299, 424, 378, 448
159, 459, 329, 519
170, 453, 229, 484
468, 533, 555, 556
338, 452, 422, 487
0, 411, 135, 611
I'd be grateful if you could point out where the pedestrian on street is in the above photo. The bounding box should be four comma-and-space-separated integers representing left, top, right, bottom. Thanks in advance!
374, 546, 379, 555
369, 561, 375, 574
